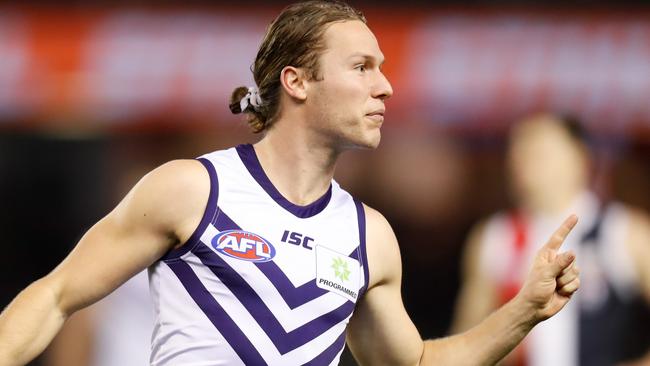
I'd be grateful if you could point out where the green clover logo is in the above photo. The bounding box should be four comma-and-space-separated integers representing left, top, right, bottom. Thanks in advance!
331, 257, 351, 282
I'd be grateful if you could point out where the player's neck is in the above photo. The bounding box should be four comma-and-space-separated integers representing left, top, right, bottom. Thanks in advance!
253, 127, 339, 207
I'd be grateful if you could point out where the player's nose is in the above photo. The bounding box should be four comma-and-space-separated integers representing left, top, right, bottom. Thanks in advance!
373, 71, 393, 101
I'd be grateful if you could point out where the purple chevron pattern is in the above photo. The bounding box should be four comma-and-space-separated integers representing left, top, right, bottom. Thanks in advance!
166, 260, 267, 365
191, 242, 354, 354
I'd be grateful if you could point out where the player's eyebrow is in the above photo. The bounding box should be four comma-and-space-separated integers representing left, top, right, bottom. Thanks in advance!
348, 52, 385, 67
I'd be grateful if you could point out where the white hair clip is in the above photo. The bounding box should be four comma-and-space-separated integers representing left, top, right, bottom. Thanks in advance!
240, 86, 263, 112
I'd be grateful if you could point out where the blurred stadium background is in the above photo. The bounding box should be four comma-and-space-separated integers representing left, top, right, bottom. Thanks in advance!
1, 1, 649, 365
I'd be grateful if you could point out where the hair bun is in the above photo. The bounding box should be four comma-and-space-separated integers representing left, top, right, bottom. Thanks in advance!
229, 86, 250, 114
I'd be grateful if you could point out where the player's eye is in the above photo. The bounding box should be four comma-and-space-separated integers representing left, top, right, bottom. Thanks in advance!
355, 64, 367, 72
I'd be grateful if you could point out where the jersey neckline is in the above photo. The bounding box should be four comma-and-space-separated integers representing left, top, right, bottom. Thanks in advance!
235, 144, 332, 218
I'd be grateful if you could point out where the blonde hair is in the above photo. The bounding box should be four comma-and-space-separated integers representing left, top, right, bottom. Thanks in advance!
229, 0, 366, 133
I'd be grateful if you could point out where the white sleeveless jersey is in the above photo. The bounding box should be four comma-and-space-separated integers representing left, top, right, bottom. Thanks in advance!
148, 144, 369, 366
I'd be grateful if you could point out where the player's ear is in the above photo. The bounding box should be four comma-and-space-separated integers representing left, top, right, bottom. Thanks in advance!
280, 66, 307, 101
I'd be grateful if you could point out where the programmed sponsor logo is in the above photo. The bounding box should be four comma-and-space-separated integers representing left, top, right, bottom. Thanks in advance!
211, 230, 276, 263
315, 245, 361, 302
318, 278, 358, 300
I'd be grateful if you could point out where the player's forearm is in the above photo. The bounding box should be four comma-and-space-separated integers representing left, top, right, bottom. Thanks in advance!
0, 279, 68, 366
420, 295, 537, 366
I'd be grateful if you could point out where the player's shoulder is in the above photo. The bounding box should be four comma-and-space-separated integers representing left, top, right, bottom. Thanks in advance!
602, 200, 650, 235
616, 203, 650, 246
361, 203, 402, 288
146, 159, 208, 186
362, 203, 395, 240
138, 159, 209, 200
122, 159, 210, 226
459, 210, 510, 249
468, 211, 508, 239
620, 204, 650, 226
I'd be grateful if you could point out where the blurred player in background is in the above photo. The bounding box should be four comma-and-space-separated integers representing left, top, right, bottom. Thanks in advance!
0, 2, 581, 365
452, 114, 650, 366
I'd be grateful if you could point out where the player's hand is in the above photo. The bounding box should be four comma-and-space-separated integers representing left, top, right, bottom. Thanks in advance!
517, 215, 580, 322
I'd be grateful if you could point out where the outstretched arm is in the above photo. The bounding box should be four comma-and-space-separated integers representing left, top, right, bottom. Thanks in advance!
347, 205, 580, 366
0, 160, 209, 366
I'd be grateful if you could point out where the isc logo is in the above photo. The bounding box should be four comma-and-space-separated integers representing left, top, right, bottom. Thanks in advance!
211, 230, 276, 263
281, 230, 314, 250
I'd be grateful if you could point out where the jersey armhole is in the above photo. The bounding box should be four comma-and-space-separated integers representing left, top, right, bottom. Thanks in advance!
161, 157, 219, 261
354, 199, 370, 299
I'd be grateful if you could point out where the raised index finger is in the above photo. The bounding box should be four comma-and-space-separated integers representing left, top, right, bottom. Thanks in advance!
544, 214, 579, 251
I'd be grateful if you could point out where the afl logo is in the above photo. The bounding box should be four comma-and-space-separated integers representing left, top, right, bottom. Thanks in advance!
211, 230, 276, 263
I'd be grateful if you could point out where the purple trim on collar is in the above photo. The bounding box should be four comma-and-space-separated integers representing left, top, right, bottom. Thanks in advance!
235, 144, 332, 218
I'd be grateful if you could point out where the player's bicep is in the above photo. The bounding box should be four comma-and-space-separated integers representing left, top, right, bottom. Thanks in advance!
51, 215, 165, 313
44, 159, 208, 314
346, 205, 423, 366
346, 279, 422, 366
